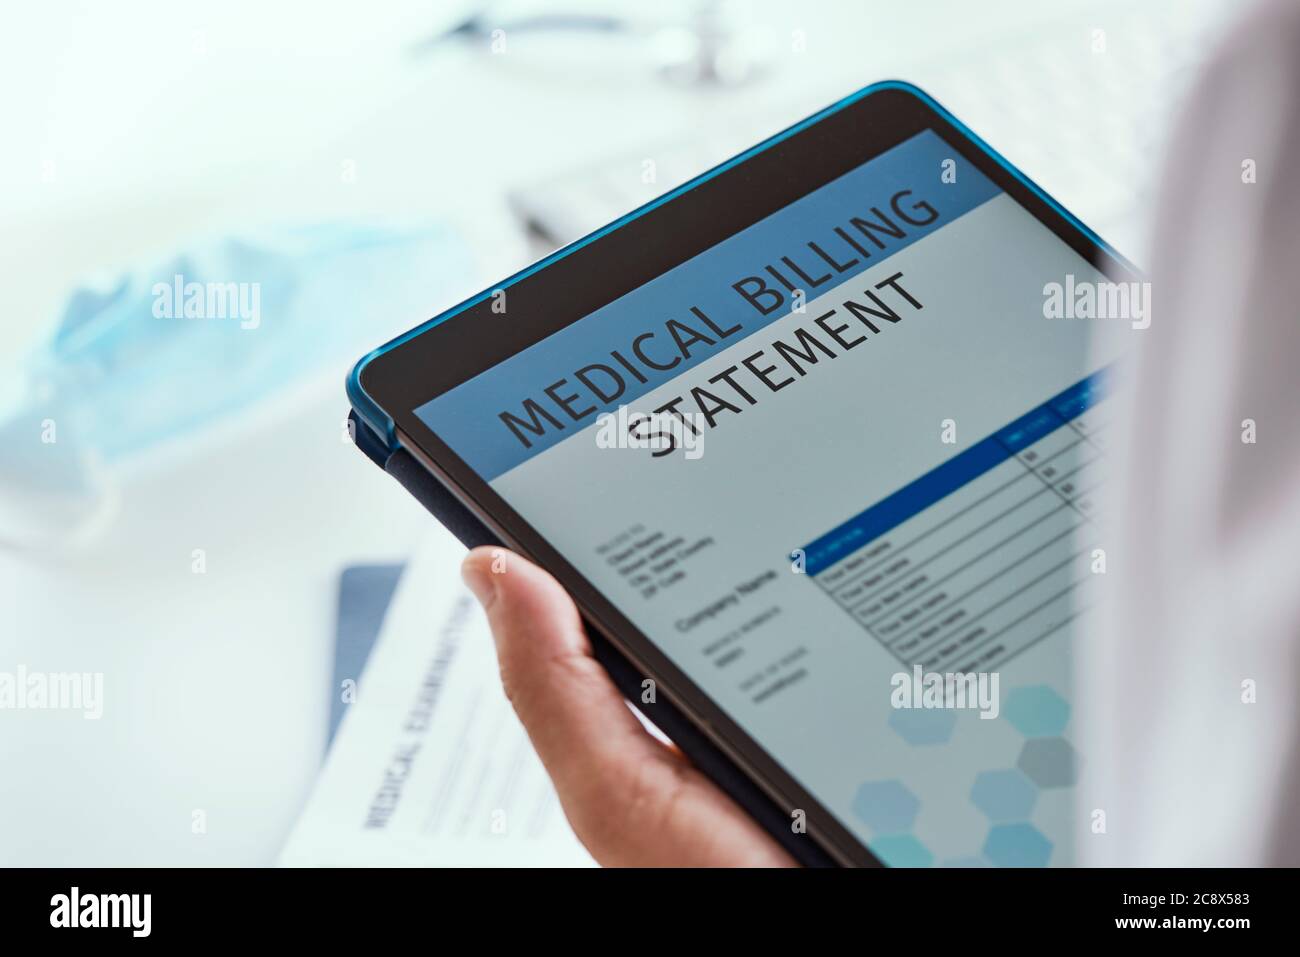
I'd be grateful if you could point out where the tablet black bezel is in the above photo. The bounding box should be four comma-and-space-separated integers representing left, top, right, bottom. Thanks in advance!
355, 83, 1138, 867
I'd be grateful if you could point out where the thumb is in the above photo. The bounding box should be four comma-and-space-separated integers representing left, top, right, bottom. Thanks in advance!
460, 546, 669, 820
461, 546, 795, 866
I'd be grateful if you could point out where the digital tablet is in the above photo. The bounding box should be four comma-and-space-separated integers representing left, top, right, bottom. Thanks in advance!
347, 81, 1137, 867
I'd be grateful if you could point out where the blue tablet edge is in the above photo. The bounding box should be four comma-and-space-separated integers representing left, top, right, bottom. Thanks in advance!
345, 78, 1136, 454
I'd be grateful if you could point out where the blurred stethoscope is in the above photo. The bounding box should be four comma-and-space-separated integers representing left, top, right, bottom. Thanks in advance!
416, 0, 775, 86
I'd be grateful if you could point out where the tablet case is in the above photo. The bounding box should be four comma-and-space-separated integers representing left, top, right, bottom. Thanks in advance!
348, 409, 837, 867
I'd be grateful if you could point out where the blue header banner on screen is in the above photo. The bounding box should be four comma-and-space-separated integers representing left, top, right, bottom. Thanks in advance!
415, 130, 1001, 481
799, 369, 1109, 576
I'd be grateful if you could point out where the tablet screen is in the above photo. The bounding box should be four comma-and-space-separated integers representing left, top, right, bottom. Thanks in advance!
413, 127, 1122, 866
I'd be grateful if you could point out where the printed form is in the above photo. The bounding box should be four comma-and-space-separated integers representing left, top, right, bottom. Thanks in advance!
280, 531, 592, 867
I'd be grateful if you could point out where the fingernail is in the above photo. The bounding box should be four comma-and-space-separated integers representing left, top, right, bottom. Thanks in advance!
462, 557, 498, 610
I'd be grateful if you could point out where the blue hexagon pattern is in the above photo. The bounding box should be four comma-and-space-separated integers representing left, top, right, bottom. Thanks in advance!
983, 823, 1053, 867
1003, 685, 1070, 738
970, 768, 1038, 822
851, 779, 920, 834
1018, 737, 1078, 788
888, 707, 957, 745
871, 834, 934, 868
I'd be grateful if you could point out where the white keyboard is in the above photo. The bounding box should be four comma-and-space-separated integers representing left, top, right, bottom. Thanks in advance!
507, 1, 1221, 264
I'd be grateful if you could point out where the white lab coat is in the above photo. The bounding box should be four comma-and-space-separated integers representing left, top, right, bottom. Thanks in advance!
1078, 0, 1300, 865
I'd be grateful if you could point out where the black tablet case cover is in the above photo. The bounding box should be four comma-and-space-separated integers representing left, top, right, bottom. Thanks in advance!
348, 410, 836, 867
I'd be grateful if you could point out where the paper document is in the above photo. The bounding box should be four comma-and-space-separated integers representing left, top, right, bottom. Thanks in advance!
280, 531, 593, 866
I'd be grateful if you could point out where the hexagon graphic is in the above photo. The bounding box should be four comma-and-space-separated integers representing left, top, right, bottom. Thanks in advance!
940, 856, 990, 868
851, 779, 920, 835
970, 768, 1038, 822
1003, 685, 1070, 738
1017, 737, 1078, 788
871, 834, 934, 868
888, 707, 957, 746
983, 823, 1053, 867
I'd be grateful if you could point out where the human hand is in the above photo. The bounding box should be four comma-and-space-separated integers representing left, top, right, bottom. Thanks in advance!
461, 546, 795, 867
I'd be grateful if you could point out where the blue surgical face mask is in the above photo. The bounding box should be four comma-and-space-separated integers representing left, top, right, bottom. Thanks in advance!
0, 221, 472, 552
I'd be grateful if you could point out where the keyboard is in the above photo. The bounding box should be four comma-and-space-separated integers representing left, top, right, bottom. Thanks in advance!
507, 0, 1222, 264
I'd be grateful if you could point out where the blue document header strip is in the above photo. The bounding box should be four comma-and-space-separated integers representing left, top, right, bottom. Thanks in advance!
415, 129, 1001, 482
